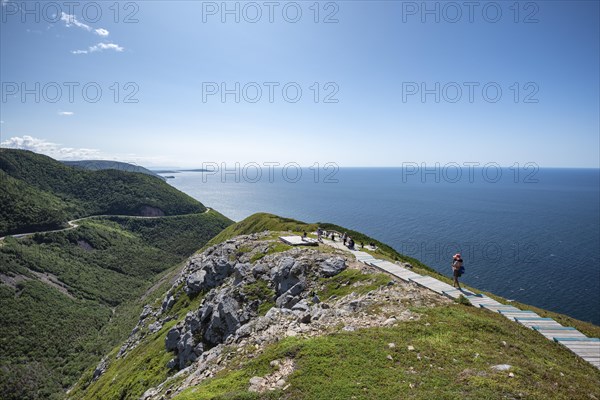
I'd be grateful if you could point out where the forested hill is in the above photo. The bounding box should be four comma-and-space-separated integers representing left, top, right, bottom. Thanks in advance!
0, 149, 206, 236
61, 160, 166, 181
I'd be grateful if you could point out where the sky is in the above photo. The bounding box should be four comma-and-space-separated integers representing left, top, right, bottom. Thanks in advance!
0, 0, 599, 168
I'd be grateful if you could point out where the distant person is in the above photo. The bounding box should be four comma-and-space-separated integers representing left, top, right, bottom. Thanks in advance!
331, 232, 335, 241
347, 237, 355, 250
360, 241, 364, 249
342, 232, 347, 244
317, 227, 323, 243
452, 253, 463, 290
302, 231, 307, 241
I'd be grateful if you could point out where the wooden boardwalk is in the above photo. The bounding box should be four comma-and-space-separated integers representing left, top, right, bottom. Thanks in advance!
322, 238, 600, 369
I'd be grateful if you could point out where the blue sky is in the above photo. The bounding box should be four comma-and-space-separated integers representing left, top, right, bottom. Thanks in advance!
0, 0, 598, 167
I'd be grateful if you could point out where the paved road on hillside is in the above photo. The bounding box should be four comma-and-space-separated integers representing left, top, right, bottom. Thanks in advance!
0, 208, 213, 242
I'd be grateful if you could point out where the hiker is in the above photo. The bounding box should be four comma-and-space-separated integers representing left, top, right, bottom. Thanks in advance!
317, 227, 323, 243
342, 232, 347, 244
302, 231, 307, 241
331, 232, 335, 241
347, 237, 355, 250
452, 253, 463, 290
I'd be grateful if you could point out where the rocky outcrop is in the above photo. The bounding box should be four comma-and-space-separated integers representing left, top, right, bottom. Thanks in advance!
161, 236, 348, 370
135, 233, 450, 400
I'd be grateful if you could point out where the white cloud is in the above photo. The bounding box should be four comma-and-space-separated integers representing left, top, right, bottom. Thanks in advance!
95, 28, 109, 37
60, 12, 91, 31
0, 135, 174, 166
90, 42, 124, 52
60, 12, 109, 36
0, 135, 102, 160
58, 111, 74, 116
72, 42, 124, 55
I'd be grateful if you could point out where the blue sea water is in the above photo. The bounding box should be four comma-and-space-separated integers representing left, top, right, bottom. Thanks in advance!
165, 167, 600, 325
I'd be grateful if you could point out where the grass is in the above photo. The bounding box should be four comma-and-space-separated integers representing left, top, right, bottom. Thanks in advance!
172, 304, 600, 400
317, 268, 392, 300
249, 242, 293, 263
69, 290, 206, 400
241, 280, 276, 316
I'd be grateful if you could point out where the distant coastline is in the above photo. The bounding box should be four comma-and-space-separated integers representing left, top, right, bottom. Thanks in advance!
152, 169, 214, 173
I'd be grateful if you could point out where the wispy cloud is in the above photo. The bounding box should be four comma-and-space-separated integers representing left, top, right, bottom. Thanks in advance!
58, 111, 74, 116
0, 135, 102, 160
60, 12, 110, 36
95, 28, 110, 37
0, 136, 171, 166
72, 42, 124, 55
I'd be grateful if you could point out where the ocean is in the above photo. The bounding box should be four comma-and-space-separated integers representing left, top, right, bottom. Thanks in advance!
163, 167, 600, 325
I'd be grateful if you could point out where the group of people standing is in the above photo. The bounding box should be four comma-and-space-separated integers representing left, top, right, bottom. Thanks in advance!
311, 229, 465, 290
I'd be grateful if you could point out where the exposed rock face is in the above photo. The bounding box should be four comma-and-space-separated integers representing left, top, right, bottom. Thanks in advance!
134, 233, 450, 400
92, 357, 108, 381
184, 257, 233, 296
161, 235, 347, 370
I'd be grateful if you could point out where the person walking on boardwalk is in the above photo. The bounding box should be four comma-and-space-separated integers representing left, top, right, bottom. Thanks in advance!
452, 253, 463, 290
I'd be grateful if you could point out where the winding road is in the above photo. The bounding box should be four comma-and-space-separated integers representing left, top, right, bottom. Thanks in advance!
0, 208, 213, 242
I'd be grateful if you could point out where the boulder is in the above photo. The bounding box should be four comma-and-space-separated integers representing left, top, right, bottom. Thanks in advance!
319, 257, 347, 277
184, 258, 233, 296
92, 357, 108, 380
161, 295, 175, 313
201, 292, 243, 347
165, 328, 180, 351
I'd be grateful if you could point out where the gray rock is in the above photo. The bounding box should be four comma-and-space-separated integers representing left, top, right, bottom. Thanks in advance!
177, 332, 197, 369
319, 257, 347, 277
291, 300, 310, 312
148, 321, 162, 333
276, 294, 300, 309
165, 328, 180, 351
271, 257, 301, 295
92, 357, 108, 380
251, 263, 269, 278
184, 258, 233, 296
185, 270, 207, 295
201, 292, 242, 347
233, 263, 253, 285
140, 305, 153, 320
161, 295, 175, 313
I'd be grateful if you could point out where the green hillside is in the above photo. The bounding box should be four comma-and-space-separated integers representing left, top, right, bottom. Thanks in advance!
0, 149, 205, 236
69, 213, 600, 400
0, 150, 234, 399
0, 212, 232, 400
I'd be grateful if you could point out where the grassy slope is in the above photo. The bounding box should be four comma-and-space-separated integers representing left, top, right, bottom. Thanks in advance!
73, 213, 600, 400
0, 149, 205, 236
0, 211, 232, 400
174, 304, 600, 400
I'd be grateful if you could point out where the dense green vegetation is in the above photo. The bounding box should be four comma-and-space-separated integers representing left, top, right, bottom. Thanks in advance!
0, 149, 205, 236
0, 210, 232, 400
172, 304, 600, 400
